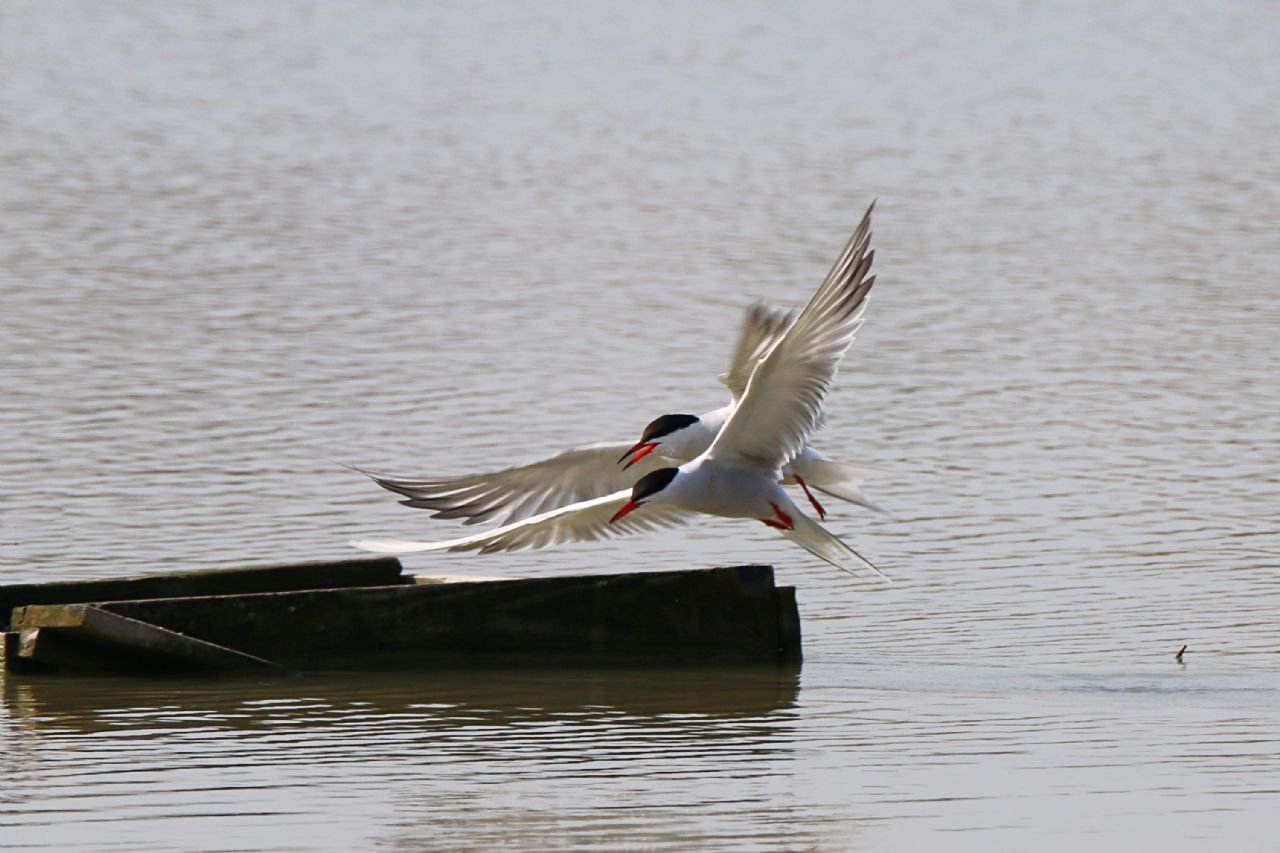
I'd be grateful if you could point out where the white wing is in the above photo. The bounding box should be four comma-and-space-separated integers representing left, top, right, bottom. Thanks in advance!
352, 442, 680, 527
717, 302, 795, 402
352, 489, 693, 555
707, 201, 876, 473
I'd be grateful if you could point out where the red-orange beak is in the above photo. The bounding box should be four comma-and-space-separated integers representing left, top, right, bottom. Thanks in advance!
609, 499, 641, 524
618, 441, 659, 470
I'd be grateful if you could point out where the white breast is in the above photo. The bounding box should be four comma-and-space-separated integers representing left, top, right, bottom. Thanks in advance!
668, 457, 783, 520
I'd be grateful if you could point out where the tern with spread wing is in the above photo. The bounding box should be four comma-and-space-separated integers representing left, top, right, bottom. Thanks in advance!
353, 203, 887, 579
355, 202, 885, 528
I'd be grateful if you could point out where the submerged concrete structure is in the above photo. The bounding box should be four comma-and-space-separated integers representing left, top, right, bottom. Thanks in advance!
1, 559, 801, 675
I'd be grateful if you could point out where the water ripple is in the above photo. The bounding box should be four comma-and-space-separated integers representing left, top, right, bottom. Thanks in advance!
3, 0, 1279, 849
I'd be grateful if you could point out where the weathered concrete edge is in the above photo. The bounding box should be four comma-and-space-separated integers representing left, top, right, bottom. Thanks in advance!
1, 557, 405, 630
13, 604, 285, 672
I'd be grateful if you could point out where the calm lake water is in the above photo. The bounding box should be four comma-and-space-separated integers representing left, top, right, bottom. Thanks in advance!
2, 1, 1278, 850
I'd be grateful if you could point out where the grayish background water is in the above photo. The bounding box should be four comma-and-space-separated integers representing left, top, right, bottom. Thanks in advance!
2, 1, 1277, 850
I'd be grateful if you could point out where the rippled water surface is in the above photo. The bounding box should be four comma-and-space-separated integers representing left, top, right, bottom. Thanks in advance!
2, 1, 1278, 850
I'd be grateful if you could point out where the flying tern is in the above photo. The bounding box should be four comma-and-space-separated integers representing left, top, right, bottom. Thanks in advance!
355, 203, 886, 528
353, 201, 887, 579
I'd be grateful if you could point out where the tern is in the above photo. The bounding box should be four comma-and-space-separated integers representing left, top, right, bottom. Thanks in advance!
355, 204, 886, 528
353, 202, 888, 579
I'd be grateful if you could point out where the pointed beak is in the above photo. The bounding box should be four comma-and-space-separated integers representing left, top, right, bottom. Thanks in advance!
609, 500, 641, 524
618, 441, 659, 470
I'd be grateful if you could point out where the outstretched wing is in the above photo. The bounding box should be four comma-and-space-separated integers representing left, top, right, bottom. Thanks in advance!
352, 489, 693, 555
717, 302, 795, 402
708, 201, 877, 473
353, 441, 680, 526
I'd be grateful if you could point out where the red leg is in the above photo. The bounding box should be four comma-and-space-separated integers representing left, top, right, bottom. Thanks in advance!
794, 476, 826, 520
769, 501, 794, 531
761, 519, 788, 530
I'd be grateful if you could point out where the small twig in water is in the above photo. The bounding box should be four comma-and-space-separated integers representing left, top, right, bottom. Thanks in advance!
1175, 644, 1187, 664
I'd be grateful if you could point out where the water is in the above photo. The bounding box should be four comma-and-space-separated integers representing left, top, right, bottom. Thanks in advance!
2, 1, 1278, 849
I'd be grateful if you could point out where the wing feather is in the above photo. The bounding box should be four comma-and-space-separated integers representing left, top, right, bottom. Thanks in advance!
352, 441, 679, 526
717, 302, 796, 402
352, 490, 693, 555
707, 201, 877, 473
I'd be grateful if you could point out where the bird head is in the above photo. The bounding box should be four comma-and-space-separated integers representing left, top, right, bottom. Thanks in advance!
608, 467, 679, 524
617, 413, 700, 469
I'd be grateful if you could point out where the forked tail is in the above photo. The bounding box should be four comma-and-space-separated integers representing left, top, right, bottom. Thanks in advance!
780, 512, 891, 583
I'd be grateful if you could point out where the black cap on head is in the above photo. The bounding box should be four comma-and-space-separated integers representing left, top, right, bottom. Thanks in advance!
631, 467, 679, 502
641, 413, 699, 443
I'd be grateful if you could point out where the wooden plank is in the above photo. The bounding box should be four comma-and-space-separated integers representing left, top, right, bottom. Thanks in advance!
10, 604, 284, 673
91, 565, 796, 669
1, 557, 405, 630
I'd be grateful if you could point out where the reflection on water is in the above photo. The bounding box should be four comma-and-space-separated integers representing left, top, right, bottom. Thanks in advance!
2, 667, 802, 730
2, 669, 803, 851
3, 663, 1277, 851
2, 0, 1278, 849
